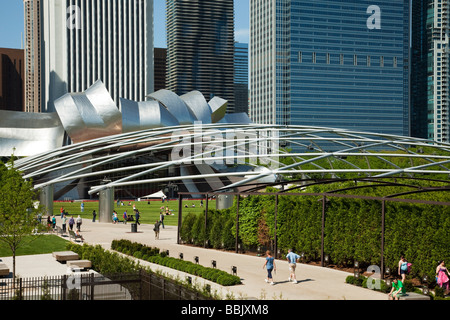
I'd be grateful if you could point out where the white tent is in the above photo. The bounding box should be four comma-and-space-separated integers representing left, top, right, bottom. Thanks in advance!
141, 190, 166, 199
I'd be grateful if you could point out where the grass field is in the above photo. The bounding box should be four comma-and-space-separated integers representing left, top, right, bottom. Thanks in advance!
0, 235, 69, 257
52, 199, 214, 226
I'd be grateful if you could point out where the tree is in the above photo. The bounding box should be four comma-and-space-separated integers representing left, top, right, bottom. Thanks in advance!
0, 158, 44, 280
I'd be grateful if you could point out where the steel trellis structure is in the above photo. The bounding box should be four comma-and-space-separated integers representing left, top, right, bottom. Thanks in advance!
14, 124, 450, 201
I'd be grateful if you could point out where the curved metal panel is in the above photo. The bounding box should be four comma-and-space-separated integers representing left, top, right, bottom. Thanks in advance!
208, 96, 228, 123
219, 113, 252, 124
54, 80, 122, 143
147, 89, 197, 125
180, 91, 212, 124
85, 81, 122, 133
120, 98, 180, 133
0, 110, 64, 157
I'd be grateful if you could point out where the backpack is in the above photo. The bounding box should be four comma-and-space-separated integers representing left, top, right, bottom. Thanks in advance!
407, 263, 412, 274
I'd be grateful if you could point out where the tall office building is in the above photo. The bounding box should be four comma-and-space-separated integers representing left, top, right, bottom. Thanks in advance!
40, 0, 153, 112
24, 0, 42, 113
154, 48, 167, 91
166, 0, 235, 112
411, 0, 449, 143
234, 42, 249, 114
0, 48, 25, 112
250, 1, 410, 140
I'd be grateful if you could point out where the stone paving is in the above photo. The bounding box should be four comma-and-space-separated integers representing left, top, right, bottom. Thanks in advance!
1, 219, 388, 300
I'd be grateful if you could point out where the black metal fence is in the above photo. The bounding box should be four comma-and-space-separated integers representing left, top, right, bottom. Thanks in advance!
0, 270, 211, 300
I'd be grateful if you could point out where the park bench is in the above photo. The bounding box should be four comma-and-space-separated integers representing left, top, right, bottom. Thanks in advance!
55, 226, 67, 237
67, 260, 92, 270
68, 230, 83, 242
0, 263, 10, 277
53, 251, 79, 263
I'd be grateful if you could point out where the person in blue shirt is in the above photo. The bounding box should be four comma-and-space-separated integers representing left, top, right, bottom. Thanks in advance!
263, 250, 276, 285
286, 249, 301, 283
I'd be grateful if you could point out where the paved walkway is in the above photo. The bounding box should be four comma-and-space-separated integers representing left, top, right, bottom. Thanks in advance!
1, 219, 388, 300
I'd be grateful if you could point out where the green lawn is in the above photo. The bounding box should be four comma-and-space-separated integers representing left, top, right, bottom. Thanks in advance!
0, 235, 70, 257
52, 199, 214, 226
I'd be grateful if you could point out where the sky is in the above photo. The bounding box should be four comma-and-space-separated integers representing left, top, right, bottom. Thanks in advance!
0, 0, 249, 49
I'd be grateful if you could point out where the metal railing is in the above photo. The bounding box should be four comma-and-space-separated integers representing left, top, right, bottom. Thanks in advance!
0, 270, 212, 300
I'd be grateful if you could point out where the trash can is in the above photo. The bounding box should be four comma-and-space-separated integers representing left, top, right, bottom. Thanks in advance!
131, 223, 137, 233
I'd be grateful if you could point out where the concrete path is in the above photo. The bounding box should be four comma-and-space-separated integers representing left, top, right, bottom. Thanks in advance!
1, 219, 388, 300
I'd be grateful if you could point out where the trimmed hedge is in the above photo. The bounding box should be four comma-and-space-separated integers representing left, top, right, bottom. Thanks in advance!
67, 242, 139, 274
111, 239, 241, 286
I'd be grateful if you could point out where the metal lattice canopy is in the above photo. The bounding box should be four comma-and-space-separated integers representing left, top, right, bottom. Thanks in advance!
13, 124, 450, 197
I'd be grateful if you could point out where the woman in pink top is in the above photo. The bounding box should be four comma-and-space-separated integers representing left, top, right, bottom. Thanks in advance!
436, 260, 450, 294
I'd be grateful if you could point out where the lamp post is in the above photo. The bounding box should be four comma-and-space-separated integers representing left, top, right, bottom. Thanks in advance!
354, 261, 360, 278
422, 275, 429, 295
385, 267, 391, 278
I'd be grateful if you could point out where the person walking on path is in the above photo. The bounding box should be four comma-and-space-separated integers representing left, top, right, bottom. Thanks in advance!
263, 250, 276, 285
153, 220, 161, 239
68, 216, 75, 231
286, 249, 301, 283
123, 211, 128, 224
436, 260, 450, 294
92, 210, 96, 222
62, 215, 67, 233
398, 256, 408, 283
76, 215, 82, 231
159, 212, 165, 229
135, 210, 140, 225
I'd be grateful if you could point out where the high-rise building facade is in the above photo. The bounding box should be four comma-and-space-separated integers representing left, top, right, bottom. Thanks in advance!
40, 0, 153, 112
154, 48, 167, 91
411, 0, 449, 143
234, 42, 249, 114
24, 0, 42, 113
250, 0, 410, 140
0, 48, 25, 112
166, 0, 235, 112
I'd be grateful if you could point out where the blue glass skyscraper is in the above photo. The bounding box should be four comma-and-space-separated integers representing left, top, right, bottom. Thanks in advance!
250, 1, 410, 142
235, 42, 249, 114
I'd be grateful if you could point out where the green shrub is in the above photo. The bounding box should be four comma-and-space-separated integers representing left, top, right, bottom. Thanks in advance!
110, 239, 241, 286
180, 213, 197, 243
403, 280, 415, 292
434, 286, 445, 298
